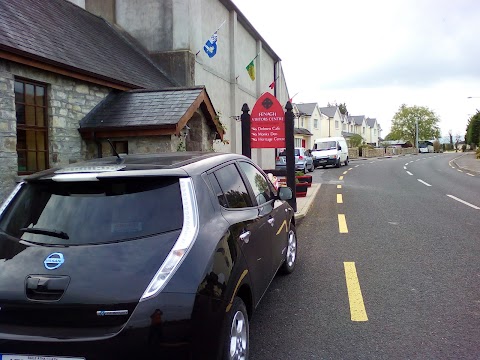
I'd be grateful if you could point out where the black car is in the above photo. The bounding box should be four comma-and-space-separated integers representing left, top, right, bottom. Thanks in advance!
0, 152, 297, 360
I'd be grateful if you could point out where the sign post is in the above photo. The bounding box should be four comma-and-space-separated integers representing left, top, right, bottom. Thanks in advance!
243, 92, 296, 211
284, 101, 296, 211
241, 103, 251, 159
250, 93, 285, 149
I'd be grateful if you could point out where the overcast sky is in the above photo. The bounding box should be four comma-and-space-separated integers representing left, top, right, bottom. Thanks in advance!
232, 0, 480, 138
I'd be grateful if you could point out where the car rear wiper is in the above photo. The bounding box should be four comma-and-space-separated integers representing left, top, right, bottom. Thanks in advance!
20, 227, 69, 240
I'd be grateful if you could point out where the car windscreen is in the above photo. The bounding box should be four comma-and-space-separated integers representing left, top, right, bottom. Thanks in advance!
0, 177, 183, 245
315, 141, 337, 150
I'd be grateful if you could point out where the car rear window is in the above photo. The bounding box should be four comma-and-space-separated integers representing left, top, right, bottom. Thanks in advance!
0, 177, 183, 245
279, 149, 300, 156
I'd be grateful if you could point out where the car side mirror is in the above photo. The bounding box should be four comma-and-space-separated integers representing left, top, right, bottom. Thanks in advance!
338, 145, 342, 150
277, 186, 293, 201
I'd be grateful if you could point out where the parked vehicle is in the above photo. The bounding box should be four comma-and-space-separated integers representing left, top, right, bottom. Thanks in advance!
0, 152, 297, 360
275, 147, 315, 173
312, 137, 349, 168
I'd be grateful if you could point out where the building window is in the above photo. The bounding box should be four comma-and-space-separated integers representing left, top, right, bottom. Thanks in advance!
374, 129, 377, 135
113, 141, 128, 154
294, 138, 302, 147
314, 119, 318, 128
342, 124, 346, 131
362, 127, 365, 134
15, 79, 48, 174
335, 120, 339, 129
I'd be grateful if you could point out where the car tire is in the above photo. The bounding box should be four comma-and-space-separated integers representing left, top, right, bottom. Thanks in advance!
279, 224, 297, 275
336, 159, 341, 168
222, 297, 249, 360
344, 157, 349, 166
322, 165, 326, 168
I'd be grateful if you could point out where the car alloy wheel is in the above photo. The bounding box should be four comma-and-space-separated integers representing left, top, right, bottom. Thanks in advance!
225, 297, 249, 360
280, 224, 297, 274
286, 228, 297, 268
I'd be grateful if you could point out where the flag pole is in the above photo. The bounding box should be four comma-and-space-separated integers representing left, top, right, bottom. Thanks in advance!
196, 20, 227, 57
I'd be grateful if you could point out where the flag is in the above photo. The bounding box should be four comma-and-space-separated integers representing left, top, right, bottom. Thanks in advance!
269, 81, 275, 89
246, 60, 255, 80
203, 31, 218, 58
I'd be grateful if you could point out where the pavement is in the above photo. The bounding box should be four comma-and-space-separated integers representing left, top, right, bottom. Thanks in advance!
294, 183, 321, 221
451, 152, 480, 175
292, 151, 480, 221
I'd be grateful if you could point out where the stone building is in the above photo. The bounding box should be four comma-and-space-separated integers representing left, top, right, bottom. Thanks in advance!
78, 0, 291, 168
0, 0, 225, 200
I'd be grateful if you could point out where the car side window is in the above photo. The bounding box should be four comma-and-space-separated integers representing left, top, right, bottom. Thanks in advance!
238, 162, 274, 206
210, 164, 253, 209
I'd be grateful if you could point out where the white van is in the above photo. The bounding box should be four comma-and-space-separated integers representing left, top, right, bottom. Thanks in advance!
311, 137, 349, 168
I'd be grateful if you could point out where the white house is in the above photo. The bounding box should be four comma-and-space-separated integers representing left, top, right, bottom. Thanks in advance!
294, 103, 325, 148
319, 106, 343, 137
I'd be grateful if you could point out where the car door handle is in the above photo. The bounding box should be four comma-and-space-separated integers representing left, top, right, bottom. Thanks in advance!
268, 217, 275, 226
239, 231, 251, 243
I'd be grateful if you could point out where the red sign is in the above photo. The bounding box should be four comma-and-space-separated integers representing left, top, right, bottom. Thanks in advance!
250, 92, 285, 148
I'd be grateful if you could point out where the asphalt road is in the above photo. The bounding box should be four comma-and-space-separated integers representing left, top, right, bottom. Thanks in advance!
250, 153, 480, 359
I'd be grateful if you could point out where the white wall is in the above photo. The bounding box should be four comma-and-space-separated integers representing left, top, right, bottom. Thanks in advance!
193, 0, 288, 169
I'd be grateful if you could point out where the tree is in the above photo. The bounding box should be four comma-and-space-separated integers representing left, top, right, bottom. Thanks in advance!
466, 111, 480, 148
338, 103, 348, 115
389, 105, 440, 145
348, 134, 363, 147
327, 101, 348, 115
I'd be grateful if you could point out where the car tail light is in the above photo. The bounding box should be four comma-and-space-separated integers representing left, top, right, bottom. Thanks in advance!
275, 156, 279, 161
141, 177, 199, 301
298, 156, 303, 160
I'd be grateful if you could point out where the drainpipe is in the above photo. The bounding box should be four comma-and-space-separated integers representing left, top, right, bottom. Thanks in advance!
273, 61, 277, 98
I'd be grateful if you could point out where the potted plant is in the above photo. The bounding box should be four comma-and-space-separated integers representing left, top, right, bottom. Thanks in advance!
295, 171, 312, 187
295, 178, 308, 197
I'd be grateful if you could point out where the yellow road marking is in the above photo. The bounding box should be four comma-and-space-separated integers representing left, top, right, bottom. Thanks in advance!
343, 171, 348, 175
348, 168, 353, 170
337, 185, 342, 189
344, 262, 368, 321
339, 176, 344, 180
338, 214, 348, 233
337, 194, 343, 203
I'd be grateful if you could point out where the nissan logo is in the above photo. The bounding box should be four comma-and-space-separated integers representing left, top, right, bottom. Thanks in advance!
44, 252, 65, 270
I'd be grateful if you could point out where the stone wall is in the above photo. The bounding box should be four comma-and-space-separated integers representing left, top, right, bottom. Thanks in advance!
0, 61, 17, 203
0, 60, 110, 201
364, 148, 385, 158
85, 135, 181, 158
349, 146, 418, 159
348, 148, 359, 159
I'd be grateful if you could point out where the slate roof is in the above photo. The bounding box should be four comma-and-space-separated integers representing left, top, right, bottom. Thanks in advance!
294, 128, 313, 136
366, 118, 377, 128
80, 87, 213, 130
351, 115, 366, 126
295, 103, 317, 116
0, 0, 174, 89
319, 106, 338, 118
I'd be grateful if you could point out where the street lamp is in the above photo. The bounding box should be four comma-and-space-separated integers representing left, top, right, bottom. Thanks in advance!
415, 117, 419, 150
